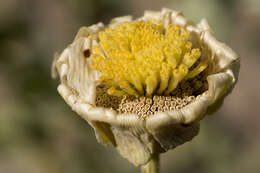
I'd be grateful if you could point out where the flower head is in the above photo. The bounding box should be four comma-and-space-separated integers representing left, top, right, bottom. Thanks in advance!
52, 8, 240, 166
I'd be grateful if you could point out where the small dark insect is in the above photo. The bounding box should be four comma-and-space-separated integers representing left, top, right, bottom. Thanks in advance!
83, 49, 91, 58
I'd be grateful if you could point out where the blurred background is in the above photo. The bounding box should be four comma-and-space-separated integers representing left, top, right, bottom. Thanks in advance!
0, 0, 259, 173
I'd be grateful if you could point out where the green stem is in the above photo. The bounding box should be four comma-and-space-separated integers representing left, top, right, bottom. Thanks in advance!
141, 154, 160, 173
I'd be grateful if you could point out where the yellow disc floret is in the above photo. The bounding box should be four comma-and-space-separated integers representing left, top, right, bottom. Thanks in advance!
90, 20, 207, 97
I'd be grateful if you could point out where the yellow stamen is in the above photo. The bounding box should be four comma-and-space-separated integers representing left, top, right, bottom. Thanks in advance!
165, 64, 189, 95
145, 72, 159, 97
157, 63, 171, 95
184, 62, 208, 80
119, 81, 139, 97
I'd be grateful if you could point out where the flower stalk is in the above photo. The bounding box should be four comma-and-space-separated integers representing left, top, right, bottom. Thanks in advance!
141, 154, 160, 173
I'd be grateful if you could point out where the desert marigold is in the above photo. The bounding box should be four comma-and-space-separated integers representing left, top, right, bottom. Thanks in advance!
52, 8, 240, 171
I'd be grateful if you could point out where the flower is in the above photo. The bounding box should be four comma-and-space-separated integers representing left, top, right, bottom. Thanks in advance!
52, 8, 240, 167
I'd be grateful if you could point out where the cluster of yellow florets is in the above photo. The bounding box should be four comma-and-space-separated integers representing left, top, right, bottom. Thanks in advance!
90, 20, 207, 97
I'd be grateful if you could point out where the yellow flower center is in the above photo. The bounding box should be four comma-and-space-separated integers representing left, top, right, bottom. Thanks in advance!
90, 20, 207, 97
